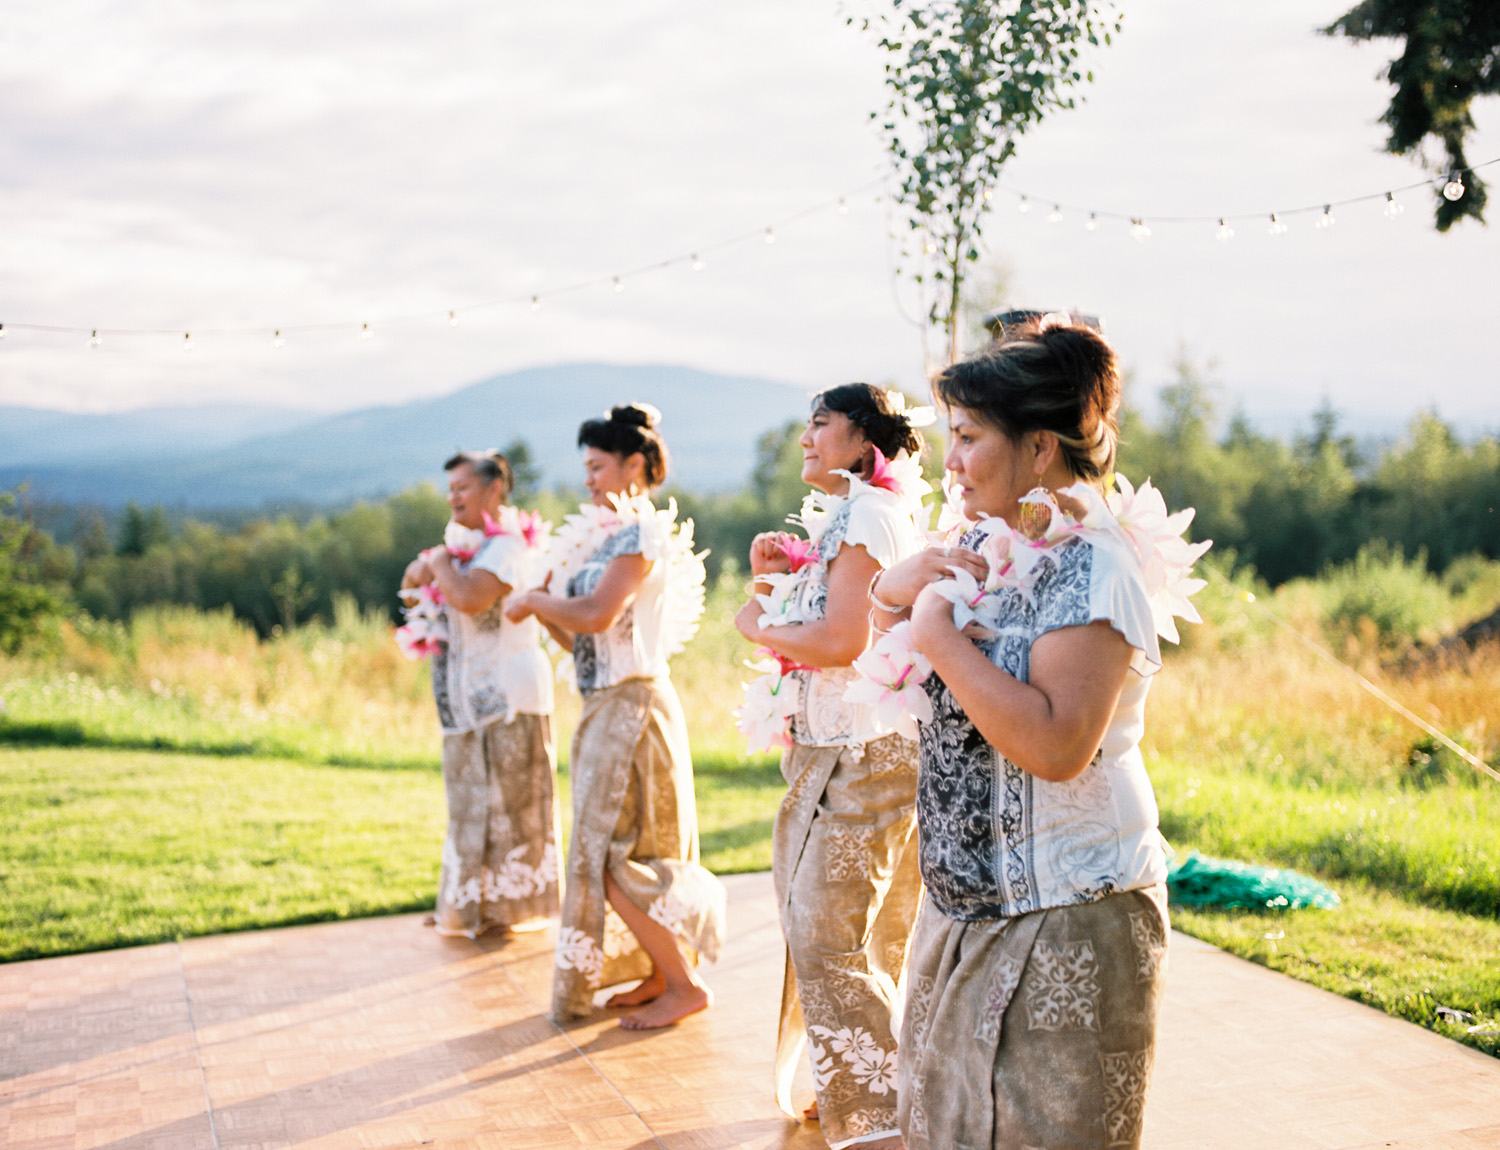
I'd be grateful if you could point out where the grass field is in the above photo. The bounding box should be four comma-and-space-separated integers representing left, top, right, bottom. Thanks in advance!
2, 563, 1498, 1056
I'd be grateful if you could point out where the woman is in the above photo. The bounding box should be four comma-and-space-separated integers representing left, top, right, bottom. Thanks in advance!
871, 321, 1205, 1148
401, 450, 558, 938
733, 385, 930, 1150
505, 403, 725, 1029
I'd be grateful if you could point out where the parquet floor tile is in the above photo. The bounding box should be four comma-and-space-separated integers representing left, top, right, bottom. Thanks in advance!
4, 872, 1500, 1147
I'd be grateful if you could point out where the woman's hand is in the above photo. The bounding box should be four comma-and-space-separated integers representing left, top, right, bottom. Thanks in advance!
401, 555, 435, 589
748, 532, 792, 578
909, 582, 960, 653
874, 546, 988, 610
732, 598, 766, 643
504, 590, 537, 623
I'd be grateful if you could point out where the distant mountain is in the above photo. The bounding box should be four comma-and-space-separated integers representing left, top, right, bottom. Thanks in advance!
0, 403, 324, 466
0, 364, 815, 507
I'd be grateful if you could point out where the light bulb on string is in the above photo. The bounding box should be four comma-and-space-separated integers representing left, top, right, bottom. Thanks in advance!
690, 254, 705, 272
1268, 213, 1288, 236
272, 329, 284, 349
613, 277, 625, 293
1085, 213, 1098, 232
1442, 173, 1465, 201
530, 296, 540, 311
1383, 192, 1405, 218
1316, 204, 1335, 229
1017, 196, 1031, 214
1130, 217, 1150, 241
361, 322, 374, 340
923, 239, 937, 254
182, 332, 193, 352
448, 310, 459, 328
1216, 218, 1234, 243
0, 323, 6, 341
837, 198, 849, 215
1047, 204, 1063, 224
87, 330, 101, 349
764, 227, 776, 245
982, 188, 993, 203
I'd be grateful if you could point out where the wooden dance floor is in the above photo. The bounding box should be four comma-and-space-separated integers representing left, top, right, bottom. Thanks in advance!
4, 870, 1500, 1149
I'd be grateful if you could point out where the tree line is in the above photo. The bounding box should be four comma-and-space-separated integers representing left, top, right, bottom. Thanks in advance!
2, 372, 1496, 647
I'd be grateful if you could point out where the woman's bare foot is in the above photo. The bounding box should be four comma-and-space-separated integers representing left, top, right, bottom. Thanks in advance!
606, 970, 665, 1008
421, 914, 436, 927
803, 1100, 819, 1122
618, 982, 712, 1029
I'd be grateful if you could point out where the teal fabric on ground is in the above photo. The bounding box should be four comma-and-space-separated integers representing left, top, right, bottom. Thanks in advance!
1166, 851, 1341, 910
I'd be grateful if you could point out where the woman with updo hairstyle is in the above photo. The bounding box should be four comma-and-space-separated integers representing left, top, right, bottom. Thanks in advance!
870, 319, 1204, 1149
506, 403, 725, 1029
733, 382, 932, 1149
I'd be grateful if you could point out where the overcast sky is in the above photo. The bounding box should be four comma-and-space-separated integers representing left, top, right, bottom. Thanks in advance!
2, 0, 1496, 436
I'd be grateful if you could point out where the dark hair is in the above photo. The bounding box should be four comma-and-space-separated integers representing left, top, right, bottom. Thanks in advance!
933, 320, 1121, 482
576, 402, 670, 488
813, 383, 924, 459
445, 450, 514, 501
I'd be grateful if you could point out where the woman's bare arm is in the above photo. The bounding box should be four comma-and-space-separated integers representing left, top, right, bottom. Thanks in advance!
910, 584, 1133, 782
506, 553, 650, 636
733, 544, 881, 669
426, 551, 510, 615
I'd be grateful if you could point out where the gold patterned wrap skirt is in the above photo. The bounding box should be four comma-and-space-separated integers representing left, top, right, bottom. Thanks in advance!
772, 734, 922, 1149
897, 884, 1170, 1150
435, 713, 560, 938
550, 676, 727, 1022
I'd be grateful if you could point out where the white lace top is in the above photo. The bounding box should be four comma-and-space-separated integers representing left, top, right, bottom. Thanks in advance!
915, 531, 1168, 919
780, 488, 928, 749
564, 502, 706, 695
431, 534, 553, 734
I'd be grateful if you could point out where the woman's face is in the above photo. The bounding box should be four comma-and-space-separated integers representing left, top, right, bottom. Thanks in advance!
799, 404, 870, 494
582, 446, 644, 506
447, 462, 502, 529
942, 405, 1043, 524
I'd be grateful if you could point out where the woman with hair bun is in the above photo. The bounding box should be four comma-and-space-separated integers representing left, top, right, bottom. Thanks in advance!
506, 403, 725, 1029
865, 318, 1210, 1149
733, 383, 932, 1150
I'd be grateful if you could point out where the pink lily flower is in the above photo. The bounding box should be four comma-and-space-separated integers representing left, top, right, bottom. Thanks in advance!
777, 534, 820, 573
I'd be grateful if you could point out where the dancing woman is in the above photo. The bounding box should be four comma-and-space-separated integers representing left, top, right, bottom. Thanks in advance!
870, 321, 1207, 1148
400, 450, 558, 938
506, 403, 725, 1029
733, 385, 931, 1150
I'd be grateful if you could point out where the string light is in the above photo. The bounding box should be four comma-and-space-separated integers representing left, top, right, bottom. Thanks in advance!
1130, 217, 1151, 241
1443, 173, 1465, 201
448, 310, 459, 327
982, 188, 994, 203
272, 329, 284, 348
923, 239, 937, 254
0, 323, 5, 341
1017, 196, 1031, 214
1268, 213, 1288, 236
1047, 204, 1063, 224
1316, 204, 1335, 229
1085, 212, 1098, 232
613, 276, 624, 293
182, 331, 193, 351
764, 227, 776, 244
530, 295, 540, 311
1383, 191, 1404, 219
1216, 218, 1234, 243
360, 322, 373, 339
837, 198, 849, 215
87, 330, 101, 349
690, 254, 705, 272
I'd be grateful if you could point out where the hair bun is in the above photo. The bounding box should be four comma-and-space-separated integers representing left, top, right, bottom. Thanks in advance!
610, 402, 661, 430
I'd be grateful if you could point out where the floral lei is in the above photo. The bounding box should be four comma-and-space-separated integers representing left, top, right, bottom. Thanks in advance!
734, 447, 932, 753
839, 472, 1212, 732
393, 506, 551, 661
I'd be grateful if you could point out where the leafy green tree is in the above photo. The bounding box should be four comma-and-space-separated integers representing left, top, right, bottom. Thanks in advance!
117, 503, 170, 557
1325, 0, 1499, 229
859, 0, 1119, 361
502, 437, 542, 504
0, 491, 67, 654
